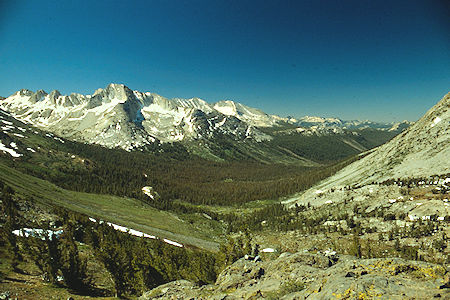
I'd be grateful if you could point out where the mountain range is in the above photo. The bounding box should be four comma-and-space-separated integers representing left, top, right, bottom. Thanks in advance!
0, 84, 278, 149
139, 93, 450, 300
287, 91, 449, 206
0, 84, 410, 164
1, 88, 449, 299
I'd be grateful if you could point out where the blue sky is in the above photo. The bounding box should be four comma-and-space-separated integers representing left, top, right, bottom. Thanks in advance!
0, 0, 448, 122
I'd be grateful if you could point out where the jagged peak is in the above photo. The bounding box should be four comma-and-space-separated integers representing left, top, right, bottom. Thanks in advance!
13, 89, 34, 97
215, 99, 235, 104
49, 90, 61, 98
35, 89, 47, 95
69, 92, 85, 97
107, 83, 127, 89
105, 83, 132, 94
214, 100, 238, 108
299, 116, 342, 123
213, 100, 238, 116
102, 83, 134, 101
93, 88, 104, 96
87, 83, 136, 105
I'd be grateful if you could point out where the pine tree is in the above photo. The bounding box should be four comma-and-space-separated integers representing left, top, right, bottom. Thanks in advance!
59, 221, 89, 291
350, 235, 362, 258
31, 231, 61, 283
0, 185, 22, 269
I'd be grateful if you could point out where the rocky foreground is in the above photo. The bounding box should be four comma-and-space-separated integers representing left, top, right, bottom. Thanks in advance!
141, 252, 449, 299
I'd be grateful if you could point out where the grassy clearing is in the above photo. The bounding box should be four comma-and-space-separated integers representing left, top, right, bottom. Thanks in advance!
0, 160, 222, 251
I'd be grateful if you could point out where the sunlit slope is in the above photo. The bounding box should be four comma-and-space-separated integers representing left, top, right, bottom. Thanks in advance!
0, 161, 220, 251
288, 92, 449, 206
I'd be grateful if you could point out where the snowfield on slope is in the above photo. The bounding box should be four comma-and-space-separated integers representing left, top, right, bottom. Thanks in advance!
88, 218, 183, 247
0, 84, 276, 150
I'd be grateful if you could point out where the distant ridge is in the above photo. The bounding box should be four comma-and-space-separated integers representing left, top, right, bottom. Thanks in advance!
0, 83, 412, 163
0, 83, 279, 150
288, 91, 450, 206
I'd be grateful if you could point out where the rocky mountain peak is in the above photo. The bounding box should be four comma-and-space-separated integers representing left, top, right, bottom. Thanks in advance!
49, 89, 61, 97
90, 83, 135, 103
0, 84, 279, 152
48, 90, 61, 104
214, 100, 238, 116
29, 89, 48, 103
16, 89, 34, 97
92, 87, 104, 97
104, 83, 134, 101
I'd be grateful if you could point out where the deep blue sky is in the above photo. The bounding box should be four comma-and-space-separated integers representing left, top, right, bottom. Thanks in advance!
0, 0, 448, 122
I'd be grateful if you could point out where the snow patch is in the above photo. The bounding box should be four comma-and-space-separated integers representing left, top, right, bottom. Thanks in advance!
324, 249, 337, 257
215, 117, 227, 128
13, 228, 63, 239
54, 136, 65, 143
261, 248, 276, 253
0, 141, 22, 157
431, 116, 441, 127
408, 215, 419, 221
1, 120, 13, 125
93, 219, 159, 240
163, 238, 183, 247
142, 186, 156, 199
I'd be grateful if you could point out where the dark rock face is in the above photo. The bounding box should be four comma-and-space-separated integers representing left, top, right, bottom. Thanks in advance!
29, 89, 47, 103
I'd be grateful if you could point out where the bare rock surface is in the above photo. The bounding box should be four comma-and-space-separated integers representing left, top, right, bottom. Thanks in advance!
140, 252, 448, 299
286, 92, 449, 208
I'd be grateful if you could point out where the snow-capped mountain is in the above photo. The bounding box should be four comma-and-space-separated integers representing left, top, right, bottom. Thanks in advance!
289, 92, 449, 205
0, 84, 274, 150
296, 116, 413, 132
213, 100, 283, 127
0, 83, 413, 164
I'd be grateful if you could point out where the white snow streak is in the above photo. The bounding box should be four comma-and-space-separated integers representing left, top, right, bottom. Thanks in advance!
1, 120, 13, 125
0, 141, 22, 157
88, 218, 181, 245
261, 248, 276, 253
163, 238, 183, 247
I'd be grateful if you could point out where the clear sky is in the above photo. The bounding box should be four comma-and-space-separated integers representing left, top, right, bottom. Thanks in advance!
0, 0, 448, 122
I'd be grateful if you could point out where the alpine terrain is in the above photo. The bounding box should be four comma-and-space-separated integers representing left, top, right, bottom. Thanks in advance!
1, 0, 448, 298
141, 93, 450, 299
0, 91, 448, 300
0, 83, 409, 164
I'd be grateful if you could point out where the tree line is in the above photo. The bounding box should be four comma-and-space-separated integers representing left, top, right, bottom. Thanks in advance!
0, 182, 251, 297
5, 136, 360, 208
